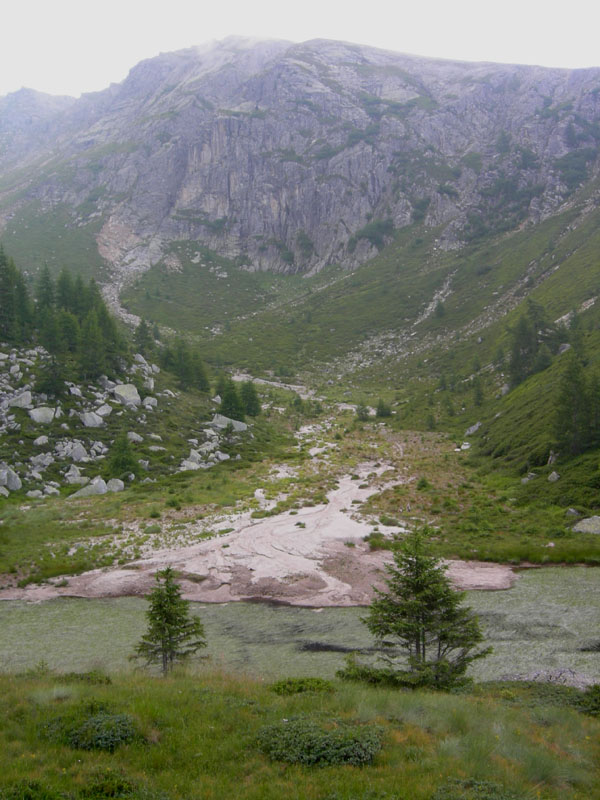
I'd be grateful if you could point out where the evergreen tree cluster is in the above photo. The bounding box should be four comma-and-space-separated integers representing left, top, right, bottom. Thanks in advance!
554, 351, 600, 457
0, 248, 126, 382
215, 376, 261, 421
161, 338, 210, 392
508, 299, 566, 387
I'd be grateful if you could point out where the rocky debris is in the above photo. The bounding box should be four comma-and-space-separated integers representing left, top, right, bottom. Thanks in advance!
465, 421, 481, 436
127, 431, 144, 443
107, 478, 125, 493
142, 396, 157, 409
29, 407, 55, 424
0, 486, 9, 498
95, 404, 113, 417
64, 464, 89, 486
210, 414, 248, 433
548, 471, 560, 482
33, 435, 49, 447
26, 489, 44, 499
113, 384, 141, 406
521, 472, 537, 484
573, 516, 600, 534
70, 476, 108, 498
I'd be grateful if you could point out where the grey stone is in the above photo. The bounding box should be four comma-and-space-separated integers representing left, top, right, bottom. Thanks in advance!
565, 508, 580, 518
558, 343, 571, 355
29, 407, 55, 424
148, 445, 166, 452
215, 451, 231, 461
180, 460, 204, 471
8, 391, 32, 408
0, 468, 21, 491
69, 385, 83, 397
44, 485, 60, 496
113, 384, 141, 406
80, 411, 104, 428
70, 477, 108, 498
573, 516, 600, 534
148, 433, 162, 441
70, 442, 88, 462
127, 431, 143, 443
142, 396, 157, 408
143, 377, 155, 391
107, 478, 125, 493
95, 404, 113, 417
548, 471, 560, 483
210, 414, 248, 433
0, 486, 9, 498
33, 435, 49, 446
26, 490, 44, 499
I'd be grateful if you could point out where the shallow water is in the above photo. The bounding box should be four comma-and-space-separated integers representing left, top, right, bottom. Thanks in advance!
0, 567, 598, 681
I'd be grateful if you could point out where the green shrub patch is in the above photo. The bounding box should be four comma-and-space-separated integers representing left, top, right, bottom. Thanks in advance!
269, 677, 335, 695
257, 716, 383, 766
42, 701, 137, 752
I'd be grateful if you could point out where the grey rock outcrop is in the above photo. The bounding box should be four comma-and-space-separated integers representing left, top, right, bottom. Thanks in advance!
80, 411, 104, 428
0, 467, 22, 491
210, 414, 248, 433
8, 391, 32, 408
107, 478, 125, 492
70, 476, 108, 498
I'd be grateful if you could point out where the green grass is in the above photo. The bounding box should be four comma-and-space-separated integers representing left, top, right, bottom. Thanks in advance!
0, 669, 597, 799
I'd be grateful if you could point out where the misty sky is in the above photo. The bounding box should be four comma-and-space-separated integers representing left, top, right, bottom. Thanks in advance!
3, 0, 600, 97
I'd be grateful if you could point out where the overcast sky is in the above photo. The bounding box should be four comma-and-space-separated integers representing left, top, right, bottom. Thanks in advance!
3, 0, 600, 97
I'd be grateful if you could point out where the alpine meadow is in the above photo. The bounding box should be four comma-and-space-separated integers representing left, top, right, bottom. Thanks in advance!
0, 36, 600, 800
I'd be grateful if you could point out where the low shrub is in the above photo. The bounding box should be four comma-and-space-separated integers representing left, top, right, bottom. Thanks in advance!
583, 683, 600, 716
257, 716, 383, 766
56, 670, 112, 686
43, 701, 137, 752
269, 677, 335, 696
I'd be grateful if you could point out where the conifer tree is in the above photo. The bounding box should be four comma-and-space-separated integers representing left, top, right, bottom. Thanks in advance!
241, 380, 261, 416
192, 352, 210, 392
134, 318, 153, 356
107, 433, 137, 478
0, 246, 16, 341
78, 309, 105, 379
220, 380, 245, 421
36, 265, 55, 312
364, 528, 491, 687
554, 352, 591, 456
56, 268, 75, 312
132, 567, 206, 675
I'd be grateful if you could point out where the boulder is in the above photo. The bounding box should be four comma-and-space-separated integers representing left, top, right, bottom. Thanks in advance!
69, 385, 83, 397
29, 407, 55, 424
143, 377, 155, 392
70, 477, 108, 498
26, 490, 44, 499
44, 485, 60, 496
142, 396, 157, 408
107, 478, 125, 493
180, 460, 204, 471
0, 486, 9, 498
573, 516, 600, 534
95, 404, 113, 417
210, 414, 248, 433
548, 471, 560, 483
33, 435, 49, 447
70, 442, 88, 462
8, 391, 32, 408
0, 468, 21, 491
465, 421, 481, 436
113, 384, 141, 406
127, 431, 143, 443
80, 411, 104, 428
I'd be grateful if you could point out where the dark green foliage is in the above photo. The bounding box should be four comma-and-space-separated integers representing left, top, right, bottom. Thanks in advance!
67, 712, 137, 752
132, 567, 206, 674
106, 435, 137, 479
375, 399, 391, 418
36, 266, 55, 313
0, 246, 32, 343
35, 357, 67, 399
554, 352, 600, 457
43, 702, 136, 752
257, 717, 383, 766
582, 684, 600, 717
56, 670, 112, 685
79, 768, 135, 798
161, 339, 209, 391
78, 310, 106, 379
362, 529, 491, 687
219, 380, 245, 421
356, 404, 369, 421
432, 778, 522, 800
508, 299, 560, 387
269, 677, 335, 695
351, 219, 395, 251
240, 381, 261, 416
134, 319, 153, 357
554, 147, 597, 191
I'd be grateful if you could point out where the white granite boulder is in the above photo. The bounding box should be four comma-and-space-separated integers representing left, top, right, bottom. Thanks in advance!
29, 407, 55, 424
80, 411, 104, 428
113, 384, 141, 406
8, 391, 32, 409
70, 476, 108, 498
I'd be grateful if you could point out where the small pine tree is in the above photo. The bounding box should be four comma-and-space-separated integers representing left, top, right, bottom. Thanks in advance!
364, 528, 491, 687
107, 434, 137, 479
241, 381, 261, 416
220, 380, 245, 421
132, 567, 207, 675
376, 399, 391, 418
36, 265, 55, 312
134, 318, 153, 356
78, 310, 105, 379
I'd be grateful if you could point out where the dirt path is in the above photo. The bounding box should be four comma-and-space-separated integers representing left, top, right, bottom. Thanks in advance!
1, 463, 516, 606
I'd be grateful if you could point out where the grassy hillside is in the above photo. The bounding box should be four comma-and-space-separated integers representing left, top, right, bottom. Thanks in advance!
0, 669, 598, 800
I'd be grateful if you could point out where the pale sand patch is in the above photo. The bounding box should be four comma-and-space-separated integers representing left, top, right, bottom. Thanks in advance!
0, 464, 516, 605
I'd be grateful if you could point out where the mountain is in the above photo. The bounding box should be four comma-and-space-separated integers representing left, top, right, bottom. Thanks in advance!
1, 36, 599, 288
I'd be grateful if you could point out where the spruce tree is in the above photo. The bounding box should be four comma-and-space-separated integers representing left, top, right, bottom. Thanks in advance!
241, 380, 261, 416
220, 380, 245, 421
134, 318, 153, 356
132, 567, 207, 675
78, 310, 105, 379
107, 434, 137, 479
36, 265, 55, 312
364, 528, 491, 687
554, 352, 590, 456
0, 247, 16, 341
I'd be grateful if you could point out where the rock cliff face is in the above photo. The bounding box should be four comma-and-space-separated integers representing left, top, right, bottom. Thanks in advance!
0, 37, 599, 281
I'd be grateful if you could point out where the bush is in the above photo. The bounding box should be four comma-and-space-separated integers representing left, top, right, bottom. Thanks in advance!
257, 716, 383, 766
269, 677, 335, 695
583, 684, 600, 716
43, 702, 137, 752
